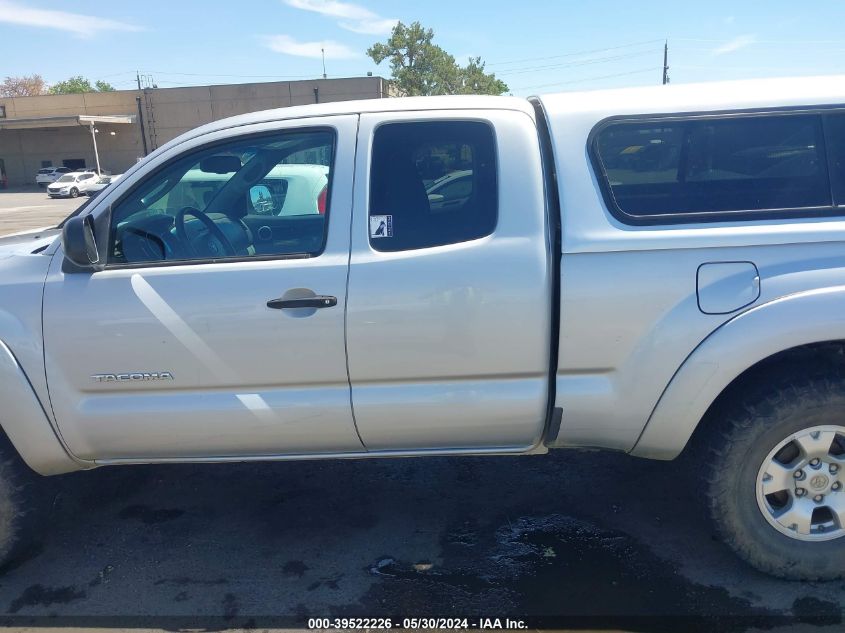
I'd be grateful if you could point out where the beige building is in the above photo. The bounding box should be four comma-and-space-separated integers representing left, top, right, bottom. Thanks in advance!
0, 76, 393, 187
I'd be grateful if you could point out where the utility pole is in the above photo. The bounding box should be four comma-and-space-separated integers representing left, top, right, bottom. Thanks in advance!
662, 40, 670, 85
136, 71, 141, 91
89, 122, 102, 176
135, 96, 149, 156
321, 48, 327, 79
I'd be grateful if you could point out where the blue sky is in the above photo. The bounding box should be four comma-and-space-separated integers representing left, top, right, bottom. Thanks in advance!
2, 0, 845, 96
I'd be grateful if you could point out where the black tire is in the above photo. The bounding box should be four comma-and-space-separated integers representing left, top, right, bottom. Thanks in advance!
704, 375, 845, 580
0, 433, 49, 568
69, 187, 79, 198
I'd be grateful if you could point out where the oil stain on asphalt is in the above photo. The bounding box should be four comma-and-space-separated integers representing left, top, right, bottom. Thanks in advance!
343, 514, 773, 631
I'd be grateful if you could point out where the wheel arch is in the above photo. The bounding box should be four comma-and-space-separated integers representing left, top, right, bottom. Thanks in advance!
0, 339, 86, 475
632, 286, 845, 460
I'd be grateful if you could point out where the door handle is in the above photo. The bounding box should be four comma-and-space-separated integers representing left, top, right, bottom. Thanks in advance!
267, 295, 337, 309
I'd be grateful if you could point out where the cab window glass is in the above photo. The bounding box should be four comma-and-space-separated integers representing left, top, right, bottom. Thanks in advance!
368, 121, 497, 252
595, 114, 830, 219
108, 130, 333, 265
826, 113, 845, 205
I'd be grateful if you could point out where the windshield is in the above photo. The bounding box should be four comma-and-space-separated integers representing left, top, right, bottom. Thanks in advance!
56, 175, 76, 183
38, 168, 52, 174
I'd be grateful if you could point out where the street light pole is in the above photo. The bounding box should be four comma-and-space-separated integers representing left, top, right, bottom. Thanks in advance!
89, 122, 102, 176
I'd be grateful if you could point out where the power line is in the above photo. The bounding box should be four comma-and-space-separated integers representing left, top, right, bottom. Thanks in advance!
674, 37, 845, 45
495, 49, 659, 76
486, 38, 663, 66
514, 67, 662, 92
142, 70, 325, 79
674, 64, 845, 72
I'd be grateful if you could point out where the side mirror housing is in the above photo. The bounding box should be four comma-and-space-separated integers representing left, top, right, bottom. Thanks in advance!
62, 215, 100, 272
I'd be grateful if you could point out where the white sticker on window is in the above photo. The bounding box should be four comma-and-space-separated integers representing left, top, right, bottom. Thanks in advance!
370, 215, 393, 238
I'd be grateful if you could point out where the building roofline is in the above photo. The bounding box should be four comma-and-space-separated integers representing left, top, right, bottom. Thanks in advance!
0, 76, 389, 104
0, 114, 135, 130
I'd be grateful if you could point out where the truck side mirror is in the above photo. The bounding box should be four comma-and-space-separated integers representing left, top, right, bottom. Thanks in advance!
62, 214, 100, 271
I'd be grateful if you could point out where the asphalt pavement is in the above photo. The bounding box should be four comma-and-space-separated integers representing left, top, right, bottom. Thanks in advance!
0, 189, 83, 236
0, 450, 841, 631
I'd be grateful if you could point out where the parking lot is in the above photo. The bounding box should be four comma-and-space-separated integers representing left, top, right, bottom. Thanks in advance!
0, 200, 842, 631
0, 189, 83, 237
0, 450, 843, 631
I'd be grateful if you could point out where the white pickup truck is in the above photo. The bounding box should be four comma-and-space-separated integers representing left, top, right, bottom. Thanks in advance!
2, 76, 845, 580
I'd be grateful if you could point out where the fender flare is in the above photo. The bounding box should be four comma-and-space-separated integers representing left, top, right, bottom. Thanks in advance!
632, 285, 845, 460
0, 340, 85, 475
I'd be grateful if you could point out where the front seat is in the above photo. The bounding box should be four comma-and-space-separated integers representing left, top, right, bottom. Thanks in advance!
370, 151, 430, 249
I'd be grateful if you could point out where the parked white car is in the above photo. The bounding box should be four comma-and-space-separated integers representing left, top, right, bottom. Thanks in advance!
46, 172, 97, 198
35, 167, 71, 187
171, 164, 329, 216
83, 173, 122, 196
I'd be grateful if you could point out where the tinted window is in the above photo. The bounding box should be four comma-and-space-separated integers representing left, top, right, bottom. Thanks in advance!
826, 113, 845, 205
595, 114, 830, 219
108, 130, 334, 265
369, 121, 497, 252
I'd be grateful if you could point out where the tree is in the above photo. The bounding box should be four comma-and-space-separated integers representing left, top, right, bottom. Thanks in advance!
367, 22, 508, 96
49, 76, 116, 95
0, 74, 47, 97
457, 57, 508, 96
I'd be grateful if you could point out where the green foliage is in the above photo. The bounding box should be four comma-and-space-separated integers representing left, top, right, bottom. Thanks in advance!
367, 21, 508, 96
95, 80, 116, 92
49, 76, 116, 94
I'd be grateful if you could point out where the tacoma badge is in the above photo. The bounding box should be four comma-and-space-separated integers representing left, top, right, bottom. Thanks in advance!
91, 372, 174, 383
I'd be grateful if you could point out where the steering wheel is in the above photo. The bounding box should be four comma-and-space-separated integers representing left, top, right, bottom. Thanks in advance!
174, 206, 237, 258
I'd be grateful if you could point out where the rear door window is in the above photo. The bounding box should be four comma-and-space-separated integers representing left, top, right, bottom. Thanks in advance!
594, 114, 831, 221
368, 121, 497, 251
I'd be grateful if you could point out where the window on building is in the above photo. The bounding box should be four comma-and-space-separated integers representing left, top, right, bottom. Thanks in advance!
594, 114, 831, 221
108, 130, 334, 265
0, 105, 6, 119
368, 120, 497, 251
41, 161, 53, 168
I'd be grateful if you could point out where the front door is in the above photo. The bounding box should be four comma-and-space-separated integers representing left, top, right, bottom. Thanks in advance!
43, 115, 363, 461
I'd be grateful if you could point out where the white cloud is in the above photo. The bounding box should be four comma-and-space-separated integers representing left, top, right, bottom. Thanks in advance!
264, 35, 358, 59
712, 34, 756, 56
283, 0, 397, 35
0, 0, 142, 37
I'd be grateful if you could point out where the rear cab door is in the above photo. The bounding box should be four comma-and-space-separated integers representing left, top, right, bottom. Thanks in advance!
346, 108, 553, 451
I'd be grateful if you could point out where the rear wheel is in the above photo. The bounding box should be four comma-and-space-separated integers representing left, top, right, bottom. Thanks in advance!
705, 376, 845, 579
